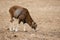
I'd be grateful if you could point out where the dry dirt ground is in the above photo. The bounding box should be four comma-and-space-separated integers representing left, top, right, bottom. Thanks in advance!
0, 0, 60, 40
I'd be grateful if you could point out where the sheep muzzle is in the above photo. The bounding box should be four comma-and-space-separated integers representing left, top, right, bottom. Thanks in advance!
31, 22, 37, 30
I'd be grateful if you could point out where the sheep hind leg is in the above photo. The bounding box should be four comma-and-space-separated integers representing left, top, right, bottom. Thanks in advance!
10, 16, 14, 23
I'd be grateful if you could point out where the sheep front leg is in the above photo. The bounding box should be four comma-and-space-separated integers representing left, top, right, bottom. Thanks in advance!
23, 24, 27, 32
19, 15, 27, 32
18, 19, 21, 24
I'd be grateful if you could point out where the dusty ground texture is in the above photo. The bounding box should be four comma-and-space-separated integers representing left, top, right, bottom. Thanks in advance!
0, 0, 60, 40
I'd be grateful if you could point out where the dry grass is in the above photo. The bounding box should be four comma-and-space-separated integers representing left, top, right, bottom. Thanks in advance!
0, 0, 60, 40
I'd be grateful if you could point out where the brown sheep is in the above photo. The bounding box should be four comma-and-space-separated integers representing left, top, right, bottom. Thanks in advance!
9, 5, 37, 32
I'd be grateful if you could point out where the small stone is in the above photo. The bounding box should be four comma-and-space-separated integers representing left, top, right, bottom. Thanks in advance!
14, 35, 17, 37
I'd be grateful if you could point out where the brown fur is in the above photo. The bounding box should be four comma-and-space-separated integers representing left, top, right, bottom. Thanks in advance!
9, 5, 37, 30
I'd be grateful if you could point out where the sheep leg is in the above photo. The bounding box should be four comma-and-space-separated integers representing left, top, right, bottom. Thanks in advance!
10, 16, 14, 23
18, 19, 21, 24
18, 19, 27, 32
23, 25, 27, 32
